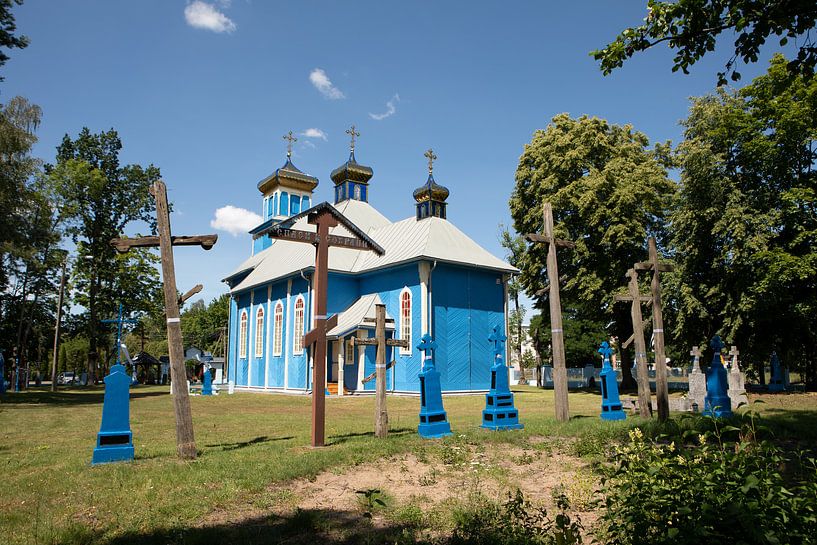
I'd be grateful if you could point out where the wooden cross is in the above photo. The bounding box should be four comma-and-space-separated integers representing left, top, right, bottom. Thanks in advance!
352, 304, 409, 438
254, 202, 384, 447
110, 180, 217, 460
283, 131, 297, 157
525, 202, 575, 422
690, 346, 702, 373
729, 345, 740, 373
634, 236, 674, 422
346, 125, 360, 152
424, 148, 437, 174
614, 268, 653, 418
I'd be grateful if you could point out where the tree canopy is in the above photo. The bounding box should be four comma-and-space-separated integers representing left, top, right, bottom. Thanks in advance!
593, 0, 817, 85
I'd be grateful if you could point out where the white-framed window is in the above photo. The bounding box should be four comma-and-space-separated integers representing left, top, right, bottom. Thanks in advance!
400, 288, 412, 355
255, 306, 265, 357
273, 302, 283, 356
239, 310, 248, 359
346, 337, 355, 365
293, 296, 305, 354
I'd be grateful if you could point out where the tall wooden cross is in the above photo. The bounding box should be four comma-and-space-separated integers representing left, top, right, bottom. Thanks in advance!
110, 180, 218, 460
346, 125, 360, 152
256, 202, 384, 447
424, 148, 437, 174
283, 131, 297, 157
634, 236, 674, 421
525, 202, 575, 422
614, 268, 653, 418
353, 304, 409, 438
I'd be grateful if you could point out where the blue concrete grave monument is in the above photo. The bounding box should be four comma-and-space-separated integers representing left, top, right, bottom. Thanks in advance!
91, 363, 134, 464
416, 333, 452, 438
201, 361, 213, 396
703, 335, 732, 418
598, 341, 626, 420
768, 351, 786, 392
481, 326, 523, 430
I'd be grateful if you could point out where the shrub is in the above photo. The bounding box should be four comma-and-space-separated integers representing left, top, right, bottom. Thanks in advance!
449, 489, 583, 545
597, 420, 817, 545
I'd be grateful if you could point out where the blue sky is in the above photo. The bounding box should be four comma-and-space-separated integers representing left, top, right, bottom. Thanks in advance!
3, 1, 789, 315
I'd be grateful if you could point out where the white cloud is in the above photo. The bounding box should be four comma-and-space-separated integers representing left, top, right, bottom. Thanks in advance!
309, 68, 345, 100
184, 1, 237, 33
302, 128, 327, 141
369, 93, 400, 121
301, 140, 316, 149
210, 205, 262, 236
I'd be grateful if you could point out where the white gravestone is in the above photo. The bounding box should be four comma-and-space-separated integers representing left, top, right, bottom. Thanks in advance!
727, 346, 749, 408
688, 346, 707, 412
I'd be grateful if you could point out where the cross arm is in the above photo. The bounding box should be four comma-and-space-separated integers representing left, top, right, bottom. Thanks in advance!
351, 337, 378, 347
525, 233, 575, 248
111, 235, 218, 254
303, 314, 339, 347
362, 360, 396, 384
634, 262, 674, 273
386, 339, 409, 348
178, 284, 203, 306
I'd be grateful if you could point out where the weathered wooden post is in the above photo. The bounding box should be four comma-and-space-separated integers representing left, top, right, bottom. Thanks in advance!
354, 304, 409, 438
110, 180, 217, 460
634, 237, 674, 421
526, 202, 574, 422
614, 268, 653, 417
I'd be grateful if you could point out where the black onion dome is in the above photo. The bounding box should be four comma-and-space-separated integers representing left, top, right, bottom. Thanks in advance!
413, 173, 450, 203
330, 151, 374, 185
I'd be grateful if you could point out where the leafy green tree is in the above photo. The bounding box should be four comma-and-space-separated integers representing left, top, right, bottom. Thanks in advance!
510, 114, 676, 388
499, 225, 527, 368
593, 0, 817, 85
670, 54, 817, 386
49, 129, 161, 382
0, 0, 28, 82
181, 294, 229, 354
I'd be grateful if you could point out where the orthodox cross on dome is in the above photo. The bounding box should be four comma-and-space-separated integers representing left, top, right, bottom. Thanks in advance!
283, 131, 297, 158
488, 327, 507, 358
346, 125, 360, 152
424, 148, 437, 174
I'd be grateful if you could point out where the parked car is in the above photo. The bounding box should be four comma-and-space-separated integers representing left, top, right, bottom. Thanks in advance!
57, 371, 76, 385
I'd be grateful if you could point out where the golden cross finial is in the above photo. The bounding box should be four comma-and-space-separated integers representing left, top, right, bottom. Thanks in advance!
424, 148, 437, 174
283, 131, 297, 157
346, 125, 360, 152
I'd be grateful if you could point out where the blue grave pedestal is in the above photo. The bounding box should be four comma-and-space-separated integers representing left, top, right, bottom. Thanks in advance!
768, 352, 786, 393
416, 334, 452, 439
201, 365, 213, 396
703, 335, 732, 418
598, 341, 626, 421
92, 364, 134, 465
481, 327, 523, 430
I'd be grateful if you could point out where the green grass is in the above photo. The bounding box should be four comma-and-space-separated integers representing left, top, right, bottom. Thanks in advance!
1, 385, 815, 544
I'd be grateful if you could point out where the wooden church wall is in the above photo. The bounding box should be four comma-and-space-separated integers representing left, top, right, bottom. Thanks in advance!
433, 264, 505, 391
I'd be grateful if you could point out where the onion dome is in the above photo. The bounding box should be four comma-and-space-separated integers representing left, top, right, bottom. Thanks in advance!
332, 125, 373, 204
413, 148, 449, 220
257, 131, 319, 194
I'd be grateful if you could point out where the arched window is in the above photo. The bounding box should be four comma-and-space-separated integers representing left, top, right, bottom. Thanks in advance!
354, 184, 361, 200
301, 196, 310, 210
255, 306, 265, 357
400, 289, 411, 355
293, 296, 305, 354
239, 310, 248, 359
346, 337, 355, 365
290, 195, 301, 216
273, 302, 283, 356
280, 192, 289, 216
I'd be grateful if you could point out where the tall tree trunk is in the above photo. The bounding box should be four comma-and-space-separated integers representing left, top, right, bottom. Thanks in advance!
87, 272, 99, 384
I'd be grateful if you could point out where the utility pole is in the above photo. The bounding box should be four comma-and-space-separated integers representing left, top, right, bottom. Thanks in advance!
50, 257, 68, 391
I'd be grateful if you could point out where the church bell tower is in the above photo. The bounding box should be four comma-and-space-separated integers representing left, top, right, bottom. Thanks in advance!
257, 131, 319, 222
413, 148, 449, 220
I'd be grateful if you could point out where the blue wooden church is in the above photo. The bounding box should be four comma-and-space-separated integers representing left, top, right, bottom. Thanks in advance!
223, 131, 516, 395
